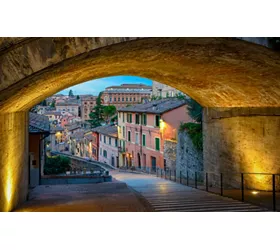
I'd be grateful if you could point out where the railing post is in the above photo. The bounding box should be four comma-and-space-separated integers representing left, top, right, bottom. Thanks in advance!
174, 170, 176, 182
220, 173, 223, 196
170, 169, 171, 180
273, 174, 276, 211
187, 170, 189, 186
241, 173, 244, 202
165, 169, 166, 179
195, 172, 197, 189
206, 173, 208, 192
161, 169, 163, 178
180, 171, 182, 184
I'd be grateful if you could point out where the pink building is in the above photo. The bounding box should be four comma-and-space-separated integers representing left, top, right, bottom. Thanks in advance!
118, 98, 192, 170
95, 125, 118, 168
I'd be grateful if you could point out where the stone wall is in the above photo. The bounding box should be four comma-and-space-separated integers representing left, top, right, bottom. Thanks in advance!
0, 112, 29, 212
175, 131, 203, 180
203, 107, 280, 191
164, 140, 177, 171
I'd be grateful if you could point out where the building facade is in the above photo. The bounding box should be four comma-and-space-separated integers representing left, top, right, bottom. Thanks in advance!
152, 81, 185, 98
118, 98, 192, 170
56, 101, 80, 116
29, 112, 50, 187
94, 125, 118, 167
101, 84, 152, 108
80, 95, 97, 121
91, 131, 99, 161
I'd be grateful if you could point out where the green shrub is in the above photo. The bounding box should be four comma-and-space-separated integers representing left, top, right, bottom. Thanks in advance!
179, 122, 203, 151
44, 155, 71, 175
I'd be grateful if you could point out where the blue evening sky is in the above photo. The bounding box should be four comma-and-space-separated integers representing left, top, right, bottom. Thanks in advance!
59, 76, 153, 96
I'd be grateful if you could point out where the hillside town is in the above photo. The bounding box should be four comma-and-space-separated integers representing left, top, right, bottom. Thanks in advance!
29, 80, 193, 182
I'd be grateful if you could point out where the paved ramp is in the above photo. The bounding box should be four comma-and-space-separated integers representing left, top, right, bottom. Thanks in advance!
112, 171, 267, 212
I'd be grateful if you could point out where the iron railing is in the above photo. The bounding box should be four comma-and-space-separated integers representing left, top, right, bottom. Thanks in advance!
154, 168, 280, 212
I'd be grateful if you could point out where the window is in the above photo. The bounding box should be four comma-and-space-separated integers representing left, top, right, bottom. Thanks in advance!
128, 131, 131, 142
122, 97, 124, 102
155, 138, 160, 151
126, 97, 128, 101
114, 97, 116, 101
103, 135, 106, 143
109, 137, 111, 145
122, 126, 125, 138
122, 112, 125, 122
142, 134, 146, 146
135, 114, 140, 124
127, 113, 132, 123
155, 115, 160, 127
100, 135, 102, 141
135, 133, 139, 144
100, 148, 102, 155
133, 97, 136, 101
141, 114, 147, 125
115, 139, 118, 147
118, 97, 120, 101
103, 150, 107, 158
119, 112, 121, 118
130, 97, 132, 101
109, 97, 112, 102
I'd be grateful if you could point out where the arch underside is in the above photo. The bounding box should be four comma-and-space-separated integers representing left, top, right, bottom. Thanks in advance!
1, 37, 280, 112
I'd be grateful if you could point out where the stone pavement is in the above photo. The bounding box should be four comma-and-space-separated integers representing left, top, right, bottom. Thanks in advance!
111, 171, 267, 212
14, 171, 267, 212
14, 180, 150, 212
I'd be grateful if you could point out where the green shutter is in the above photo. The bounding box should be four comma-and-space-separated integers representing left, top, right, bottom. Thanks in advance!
142, 134, 146, 146
155, 138, 160, 151
142, 114, 146, 125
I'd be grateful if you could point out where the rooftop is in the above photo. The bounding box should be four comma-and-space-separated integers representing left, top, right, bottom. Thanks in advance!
56, 102, 80, 106
118, 98, 187, 114
105, 83, 152, 90
50, 126, 64, 133
29, 112, 50, 133
92, 125, 118, 138
44, 111, 62, 116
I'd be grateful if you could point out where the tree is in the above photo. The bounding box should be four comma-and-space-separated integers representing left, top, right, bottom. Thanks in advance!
186, 98, 202, 123
40, 99, 47, 106
44, 155, 71, 175
88, 92, 104, 128
179, 98, 203, 151
69, 89, 74, 97
175, 92, 186, 100
103, 105, 117, 123
76, 95, 80, 100
50, 100, 56, 108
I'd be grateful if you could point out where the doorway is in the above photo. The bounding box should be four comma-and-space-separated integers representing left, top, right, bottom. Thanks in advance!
151, 156, 156, 172
137, 153, 141, 168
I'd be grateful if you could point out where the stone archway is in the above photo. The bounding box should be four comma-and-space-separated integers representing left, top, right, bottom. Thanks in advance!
1, 37, 280, 211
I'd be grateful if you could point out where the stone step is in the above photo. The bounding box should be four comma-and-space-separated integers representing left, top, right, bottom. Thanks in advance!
149, 200, 248, 207
154, 203, 263, 211
156, 207, 266, 212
